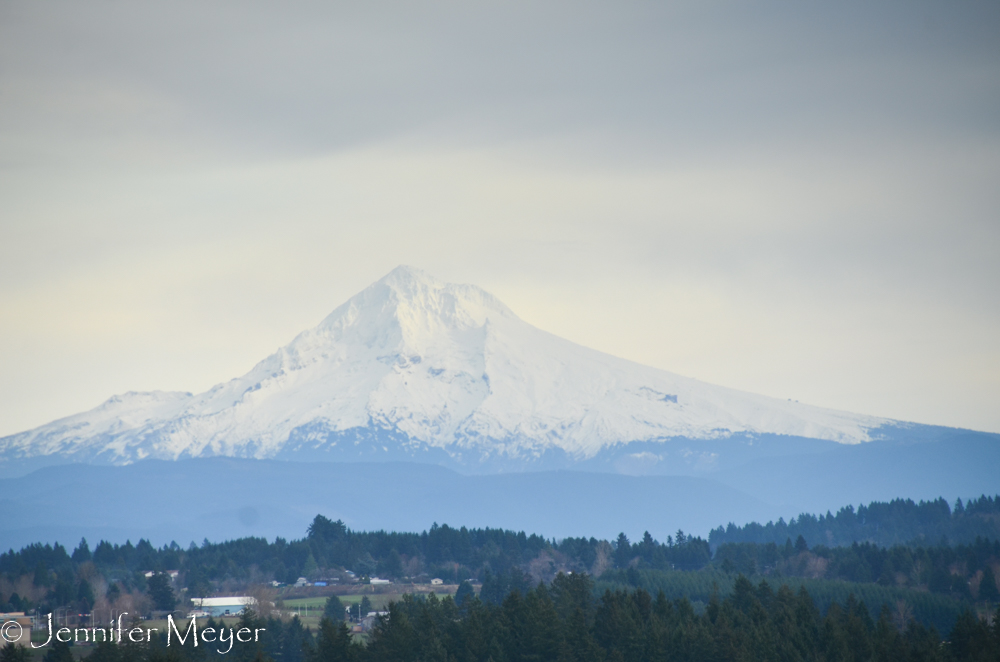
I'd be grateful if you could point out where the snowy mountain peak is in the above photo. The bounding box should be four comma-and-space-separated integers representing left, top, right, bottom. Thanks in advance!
312, 265, 515, 347
0, 266, 897, 473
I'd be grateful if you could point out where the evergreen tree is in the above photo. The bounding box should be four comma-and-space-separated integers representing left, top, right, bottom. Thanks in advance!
86, 639, 122, 662
521, 584, 562, 660
324, 595, 345, 622
562, 605, 603, 662
377, 550, 403, 579
41, 640, 74, 662
638, 532, 655, 564
116, 617, 148, 662
302, 554, 319, 579
353, 553, 376, 578
232, 610, 265, 662
614, 533, 632, 568
478, 569, 504, 605
0, 644, 29, 662
979, 566, 999, 603
147, 572, 176, 611
71, 538, 92, 563
309, 617, 356, 662
77, 579, 95, 609
33, 562, 50, 587
364, 602, 415, 662
185, 566, 211, 598
949, 609, 994, 661
549, 572, 595, 624
992, 604, 1000, 654
454, 580, 475, 609
280, 616, 309, 662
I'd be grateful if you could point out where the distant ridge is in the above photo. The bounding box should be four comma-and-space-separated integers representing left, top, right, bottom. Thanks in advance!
709, 494, 1000, 549
0, 458, 775, 550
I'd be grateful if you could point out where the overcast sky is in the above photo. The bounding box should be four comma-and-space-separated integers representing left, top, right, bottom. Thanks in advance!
1, 0, 998, 437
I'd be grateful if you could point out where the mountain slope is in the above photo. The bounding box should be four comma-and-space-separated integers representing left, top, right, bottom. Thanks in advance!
0, 266, 906, 474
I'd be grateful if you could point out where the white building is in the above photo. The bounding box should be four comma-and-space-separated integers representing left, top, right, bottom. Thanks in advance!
191, 597, 256, 617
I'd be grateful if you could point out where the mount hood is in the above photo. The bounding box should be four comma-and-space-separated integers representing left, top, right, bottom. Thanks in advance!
1, 266, 904, 475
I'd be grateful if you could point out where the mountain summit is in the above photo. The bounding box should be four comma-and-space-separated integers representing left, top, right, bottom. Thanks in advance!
1, 266, 896, 474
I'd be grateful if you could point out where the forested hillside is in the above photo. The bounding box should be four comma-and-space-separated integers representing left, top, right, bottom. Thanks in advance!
2, 496, 999, 635
709, 495, 1000, 548
712, 537, 1000, 602
0, 520, 712, 616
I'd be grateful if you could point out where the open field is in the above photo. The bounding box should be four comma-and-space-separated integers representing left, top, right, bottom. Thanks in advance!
139, 585, 465, 634
281, 585, 460, 629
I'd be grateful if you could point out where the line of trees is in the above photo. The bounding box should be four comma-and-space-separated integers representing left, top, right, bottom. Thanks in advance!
710, 536, 1000, 603
0, 518, 713, 615
595, 566, 969, 635
709, 495, 1000, 548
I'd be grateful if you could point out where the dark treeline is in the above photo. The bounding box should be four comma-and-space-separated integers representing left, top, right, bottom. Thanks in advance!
709, 495, 1000, 548
711, 536, 1000, 604
5, 573, 1000, 661
596, 567, 969, 635
0, 518, 712, 614
559, 531, 711, 573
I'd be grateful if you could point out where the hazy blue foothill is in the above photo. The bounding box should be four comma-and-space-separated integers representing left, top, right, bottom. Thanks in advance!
1, 422, 998, 550
0, 458, 772, 550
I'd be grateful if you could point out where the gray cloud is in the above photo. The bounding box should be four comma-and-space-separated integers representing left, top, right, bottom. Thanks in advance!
4, 2, 997, 160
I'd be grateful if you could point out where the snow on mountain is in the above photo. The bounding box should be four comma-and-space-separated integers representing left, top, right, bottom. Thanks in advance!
0, 266, 893, 470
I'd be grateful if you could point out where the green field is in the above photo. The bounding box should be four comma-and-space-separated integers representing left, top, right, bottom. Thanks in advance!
282, 588, 457, 628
